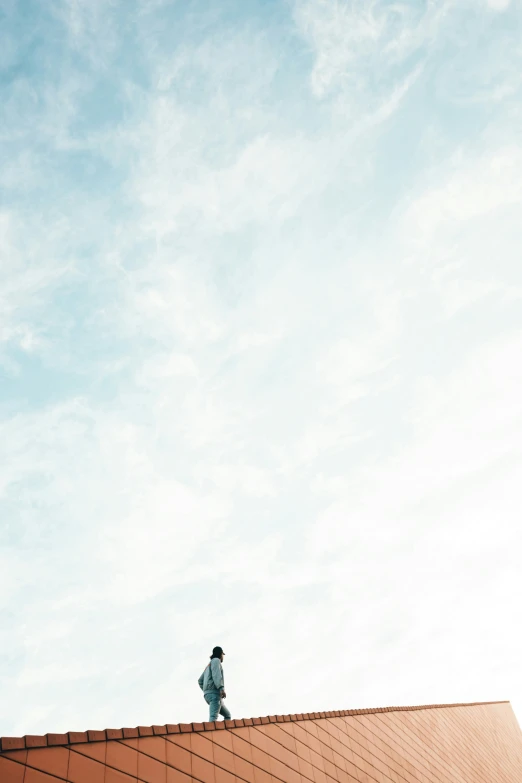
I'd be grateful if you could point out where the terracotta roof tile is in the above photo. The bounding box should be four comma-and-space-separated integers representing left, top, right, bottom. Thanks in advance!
47, 734, 68, 746
122, 728, 138, 739
68, 732, 88, 744
24, 736, 46, 748
0, 737, 25, 752
87, 730, 106, 742
138, 726, 153, 736
105, 729, 123, 740
152, 725, 167, 735
0, 700, 511, 755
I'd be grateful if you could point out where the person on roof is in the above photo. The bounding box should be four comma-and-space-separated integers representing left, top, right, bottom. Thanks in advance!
198, 646, 232, 722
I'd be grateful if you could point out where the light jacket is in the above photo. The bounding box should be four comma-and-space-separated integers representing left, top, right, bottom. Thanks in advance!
198, 658, 225, 694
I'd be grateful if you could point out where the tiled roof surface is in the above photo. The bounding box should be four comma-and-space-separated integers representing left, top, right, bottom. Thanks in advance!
1, 700, 521, 783
0, 700, 510, 753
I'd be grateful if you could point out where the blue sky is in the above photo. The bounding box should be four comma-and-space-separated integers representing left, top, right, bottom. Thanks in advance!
1, 0, 521, 736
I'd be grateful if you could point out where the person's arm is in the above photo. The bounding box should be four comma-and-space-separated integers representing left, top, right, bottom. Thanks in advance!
210, 658, 224, 692
198, 669, 205, 691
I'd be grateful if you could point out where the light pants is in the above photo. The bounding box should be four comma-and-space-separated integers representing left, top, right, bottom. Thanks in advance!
204, 690, 232, 722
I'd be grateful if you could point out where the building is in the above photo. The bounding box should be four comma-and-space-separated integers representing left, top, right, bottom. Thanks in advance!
1, 700, 521, 783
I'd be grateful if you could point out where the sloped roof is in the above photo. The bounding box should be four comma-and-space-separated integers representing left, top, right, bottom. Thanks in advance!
0, 700, 509, 753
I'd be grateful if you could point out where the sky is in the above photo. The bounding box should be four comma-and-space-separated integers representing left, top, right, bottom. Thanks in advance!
0, 0, 521, 737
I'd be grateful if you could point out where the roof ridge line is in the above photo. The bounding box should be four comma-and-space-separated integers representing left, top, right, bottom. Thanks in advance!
0, 700, 511, 753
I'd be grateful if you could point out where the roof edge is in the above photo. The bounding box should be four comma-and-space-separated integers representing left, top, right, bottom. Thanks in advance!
0, 700, 511, 753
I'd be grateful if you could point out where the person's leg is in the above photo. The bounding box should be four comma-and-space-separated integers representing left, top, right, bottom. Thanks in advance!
204, 692, 221, 722
219, 700, 232, 720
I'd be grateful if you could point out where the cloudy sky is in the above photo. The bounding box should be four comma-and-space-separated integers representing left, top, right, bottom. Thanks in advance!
1, 0, 521, 737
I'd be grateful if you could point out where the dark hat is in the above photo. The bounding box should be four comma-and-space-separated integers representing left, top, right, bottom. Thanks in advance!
211, 646, 225, 657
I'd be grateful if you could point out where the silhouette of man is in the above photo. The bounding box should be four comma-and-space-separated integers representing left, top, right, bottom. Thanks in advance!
198, 646, 232, 722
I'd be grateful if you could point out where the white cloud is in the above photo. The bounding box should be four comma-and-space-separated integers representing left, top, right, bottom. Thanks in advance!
137, 352, 199, 386
293, 0, 443, 103
0, 211, 71, 355
198, 464, 276, 498
404, 145, 522, 239
1, 0, 521, 737
395, 139, 522, 323
101, 478, 231, 603
55, 0, 121, 65
130, 118, 337, 238
487, 0, 512, 10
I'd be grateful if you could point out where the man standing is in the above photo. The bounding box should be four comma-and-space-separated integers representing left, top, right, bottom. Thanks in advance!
198, 646, 232, 722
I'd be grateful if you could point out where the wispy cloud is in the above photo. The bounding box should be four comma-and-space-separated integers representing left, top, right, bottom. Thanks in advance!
293, 0, 443, 107
1, 0, 521, 735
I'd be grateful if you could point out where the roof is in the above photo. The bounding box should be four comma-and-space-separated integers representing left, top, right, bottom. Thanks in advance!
0, 700, 509, 754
